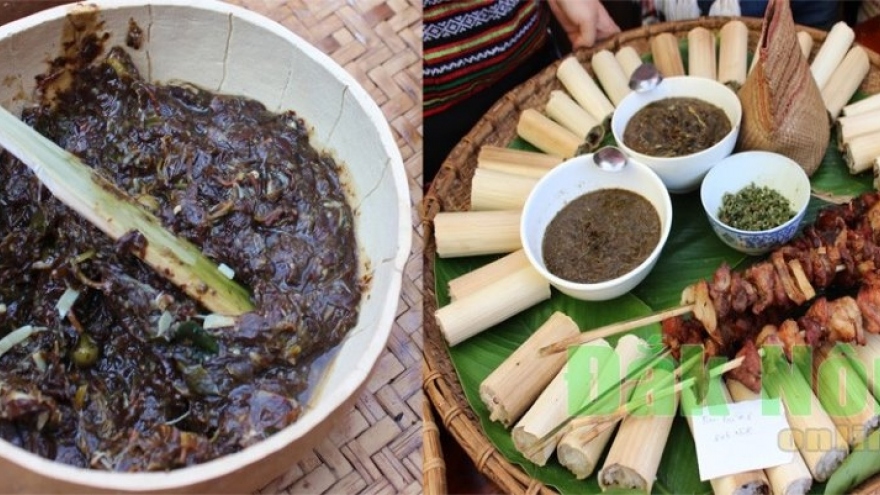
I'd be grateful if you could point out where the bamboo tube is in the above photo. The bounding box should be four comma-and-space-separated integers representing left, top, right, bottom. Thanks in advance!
433, 210, 521, 258
448, 249, 529, 302
761, 351, 849, 482
852, 332, 880, 394
650, 32, 685, 77
512, 339, 612, 465
821, 46, 870, 120
477, 146, 562, 179
687, 27, 716, 80
844, 130, 880, 174
470, 167, 538, 211
813, 344, 880, 447
516, 108, 581, 158
681, 378, 770, 495
545, 90, 601, 140
843, 92, 880, 117
615, 46, 643, 79
838, 109, 880, 147
435, 262, 551, 346
727, 379, 813, 495
557, 334, 649, 479
718, 20, 748, 88
598, 375, 679, 493
874, 157, 880, 190
592, 49, 631, 106
797, 31, 814, 60
810, 21, 855, 90
556, 56, 615, 122
480, 311, 581, 428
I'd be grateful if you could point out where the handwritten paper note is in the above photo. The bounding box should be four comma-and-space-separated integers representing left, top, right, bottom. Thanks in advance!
690, 398, 792, 481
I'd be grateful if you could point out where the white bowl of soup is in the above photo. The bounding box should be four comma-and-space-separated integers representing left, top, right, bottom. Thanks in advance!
611, 76, 742, 194
0, 1, 409, 492
520, 151, 673, 301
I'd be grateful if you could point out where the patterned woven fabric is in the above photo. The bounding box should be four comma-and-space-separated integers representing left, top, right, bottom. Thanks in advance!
423, 0, 549, 116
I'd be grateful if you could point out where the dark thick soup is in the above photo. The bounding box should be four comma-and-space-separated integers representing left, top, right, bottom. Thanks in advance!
0, 46, 361, 470
623, 97, 731, 157
542, 189, 660, 284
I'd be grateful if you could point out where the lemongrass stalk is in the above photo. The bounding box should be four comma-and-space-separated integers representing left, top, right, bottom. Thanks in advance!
814, 344, 880, 446
557, 334, 650, 479
681, 376, 770, 495
762, 347, 849, 482
727, 378, 813, 495
0, 106, 253, 316
512, 339, 612, 465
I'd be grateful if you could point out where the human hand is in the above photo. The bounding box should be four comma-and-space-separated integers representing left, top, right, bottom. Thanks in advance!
547, 0, 621, 49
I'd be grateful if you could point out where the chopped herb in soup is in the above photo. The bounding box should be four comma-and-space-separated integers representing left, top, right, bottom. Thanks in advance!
542, 189, 660, 284
0, 46, 362, 471
623, 97, 731, 157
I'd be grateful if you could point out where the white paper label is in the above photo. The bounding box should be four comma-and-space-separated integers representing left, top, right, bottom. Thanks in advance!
691, 398, 792, 481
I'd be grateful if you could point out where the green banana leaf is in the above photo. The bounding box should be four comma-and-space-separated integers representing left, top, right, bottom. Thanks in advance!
433, 44, 878, 494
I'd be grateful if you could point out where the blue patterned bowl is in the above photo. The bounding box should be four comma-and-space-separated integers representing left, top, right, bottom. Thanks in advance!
700, 151, 810, 256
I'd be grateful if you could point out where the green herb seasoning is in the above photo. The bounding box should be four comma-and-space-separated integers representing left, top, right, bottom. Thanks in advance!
717, 183, 795, 231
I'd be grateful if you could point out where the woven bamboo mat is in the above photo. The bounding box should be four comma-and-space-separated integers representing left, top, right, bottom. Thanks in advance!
219, 1, 424, 494
423, 17, 880, 494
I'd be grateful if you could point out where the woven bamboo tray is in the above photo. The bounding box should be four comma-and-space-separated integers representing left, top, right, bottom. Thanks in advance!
423, 17, 880, 494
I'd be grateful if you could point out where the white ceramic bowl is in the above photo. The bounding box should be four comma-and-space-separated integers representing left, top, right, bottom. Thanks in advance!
520, 152, 673, 301
611, 76, 742, 194
700, 151, 810, 255
0, 1, 410, 493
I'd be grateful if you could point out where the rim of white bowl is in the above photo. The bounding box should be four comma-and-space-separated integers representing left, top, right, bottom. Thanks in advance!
610, 76, 743, 162
0, 0, 411, 491
520, 155, 673, 293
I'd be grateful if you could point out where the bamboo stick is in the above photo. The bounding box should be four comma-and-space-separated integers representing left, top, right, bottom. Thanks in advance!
516, 108, 582, 158
727, 379, 813, 495
718, 20, 749, 89
477, 146, 562, 179
592, 49, 631, 106
874, 157, 880, 190
615, 46, 643, 79
837, 109, 880, 148
557, 334, 649, 479
798, 31, 814, 60
688, 27, 716, 80
843, 92, 880, 117
470, 167, 538, 211
540, 305, 694, 355
512, 339, 612, 465
810, 21, 855, 90
650, 32, 685, 77
681, 377, 770, 495
821, 46, 870, 120
448, 249, 529, 302
481, 311, 580, 427
556, 56, 615, 122
545, 90, 601, 140
813, 344, 880, 447
844, 130, 880, 174
435, 262, 551, 346
0, 105, 253, 316
433, 210, 521, 258
598, 374, 679, 493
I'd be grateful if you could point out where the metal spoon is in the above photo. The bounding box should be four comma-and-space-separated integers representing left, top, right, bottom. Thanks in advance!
593, 146, 628, 172
629, 63, 663, 93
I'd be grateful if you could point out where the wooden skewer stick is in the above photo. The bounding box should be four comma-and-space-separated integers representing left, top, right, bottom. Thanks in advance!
540, 305, 694, 355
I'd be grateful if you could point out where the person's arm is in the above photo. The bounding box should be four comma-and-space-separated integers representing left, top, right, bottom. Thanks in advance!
546, 0, 621, 49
